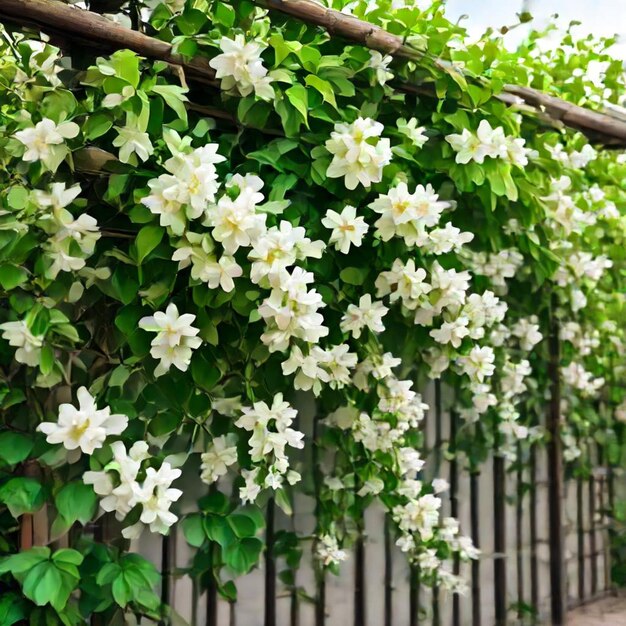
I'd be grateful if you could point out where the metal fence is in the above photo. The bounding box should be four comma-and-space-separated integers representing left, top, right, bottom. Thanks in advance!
118, 379, 614, 626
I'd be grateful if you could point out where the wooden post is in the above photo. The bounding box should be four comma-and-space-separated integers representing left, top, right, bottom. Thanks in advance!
577, 473, 585, 601
547, 303, 565, 625
384, 515, 393, 626
449, 410, 460, 626
354, 528, 366, 626
516, 444, 524, 620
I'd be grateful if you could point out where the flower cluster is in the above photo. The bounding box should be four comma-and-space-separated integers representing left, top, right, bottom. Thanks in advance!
84, 441, 182, 537
209, 35, 274, 100
234, 394, 303, 498
139, 303, 202, 376
325, 117, 392, 189
446, 120, 531, 167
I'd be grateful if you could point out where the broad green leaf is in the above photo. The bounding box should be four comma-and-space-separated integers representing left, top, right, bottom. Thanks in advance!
55, 482, 98, 526
0, 431, 34, 465
0, 477, 46, 518
135, 224, 164, 264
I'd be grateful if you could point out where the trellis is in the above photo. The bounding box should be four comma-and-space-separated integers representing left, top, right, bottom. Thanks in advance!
2, 2, 622, 625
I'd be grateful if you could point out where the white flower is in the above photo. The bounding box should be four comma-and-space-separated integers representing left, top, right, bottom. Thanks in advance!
369, 182, 450, 245
424, 223, 474, 255
209, 35, 274, 100
112, 126, 154, 164
128, 462, 182, 535
281, 344, 330, 394
376, 258, 431, 310
139, 303, 202, 376
203, 255, 243, 292
396, 118, 428, 148
0, 320, 44, 366
432, 478, 450, 494
340, 294, 388, 338
200, 434, 238, 484
206, 187, 266, 255
457, 345, 496, 382
258, 267, 328, 352
511, 317, 543, 351
446, 120, 507, 165
240, 467, 262, 504
34, 182, 82, 212
325, 118, 392, 190
368, 51, 393, 85
321, 205, 369, 254
38, 387, 128, 455
430, 317, 470, 348
14, 118, 79, 170
316, 534, 347, 567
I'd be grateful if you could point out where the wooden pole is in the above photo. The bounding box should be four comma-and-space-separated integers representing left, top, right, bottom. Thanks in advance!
3, 0, 626, 146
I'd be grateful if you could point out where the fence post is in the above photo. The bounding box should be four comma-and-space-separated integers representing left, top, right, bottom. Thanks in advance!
493, 453, 507, 626
547, 301, 566, 624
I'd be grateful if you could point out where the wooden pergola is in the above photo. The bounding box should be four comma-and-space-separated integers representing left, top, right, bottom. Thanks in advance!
2, 0, 626, 147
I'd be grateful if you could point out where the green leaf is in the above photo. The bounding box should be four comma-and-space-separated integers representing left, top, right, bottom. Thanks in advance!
0, 546, 50, 577
175, 9, 207, 35
55, 482, 98, 526
0, 264, 28, 290
7, 186, 29, 210
135, 224, 164, 264
339, 267, 368, 285
39, 344, 55, 375
21, 552, 81, 612
223, 537, 263, 575
304, 75, 337, 107
285, 84, 308, 123
182, 514, 206, 548
191, 353, 221, 391
0, 477, 46, 518
0, 593, 27, 626
227, 513, 258, 538
83, 112, 113, 140
151, 85, 189, 123
0, 431, 33, 465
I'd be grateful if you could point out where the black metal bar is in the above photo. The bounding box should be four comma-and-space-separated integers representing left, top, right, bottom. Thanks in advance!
516, 445, 524, 620
384, 515, 393, 626
547, 302, 565, 625
207, 547, 218, 626
470, 470, 481, 626
493, 454, 507, 626
354, 529, 366, 626
529, 446, 539, 612
161, 534, 171, 607
449, 410, 460, 626
431, 379, 442, 626
265, 498, 277, 626
577, 474, 585, 601
590, 465, 598, 596
409, 565, 420, 626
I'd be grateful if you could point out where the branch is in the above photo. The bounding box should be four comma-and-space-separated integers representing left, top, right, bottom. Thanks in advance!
255, 0, 626, 147
2, 0, 626, 147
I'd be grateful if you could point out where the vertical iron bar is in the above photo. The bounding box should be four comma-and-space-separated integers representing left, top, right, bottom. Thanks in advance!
529, 447, 538, 612
449, 410, 460, 626
384, 515, 393, 626
161, 534, 171, 607
493, 454, 507, 626
577, 474, 585, 601
516, 444, 524, 620
590, 464, 598, 596
470, 470, 481, 626
265, 498, 276, 626
409, 565, 420, 626
432, 379, 442, 626
354, 529, 366, 626
547, 301, 565, 625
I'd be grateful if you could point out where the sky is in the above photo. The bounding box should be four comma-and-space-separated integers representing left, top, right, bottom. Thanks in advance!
444, 0, 626, 59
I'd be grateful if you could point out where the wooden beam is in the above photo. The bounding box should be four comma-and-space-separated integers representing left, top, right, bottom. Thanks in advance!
2, 0, 626, 147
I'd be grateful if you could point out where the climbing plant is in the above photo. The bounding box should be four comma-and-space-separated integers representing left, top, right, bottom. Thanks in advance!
0, 0, 624, 623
